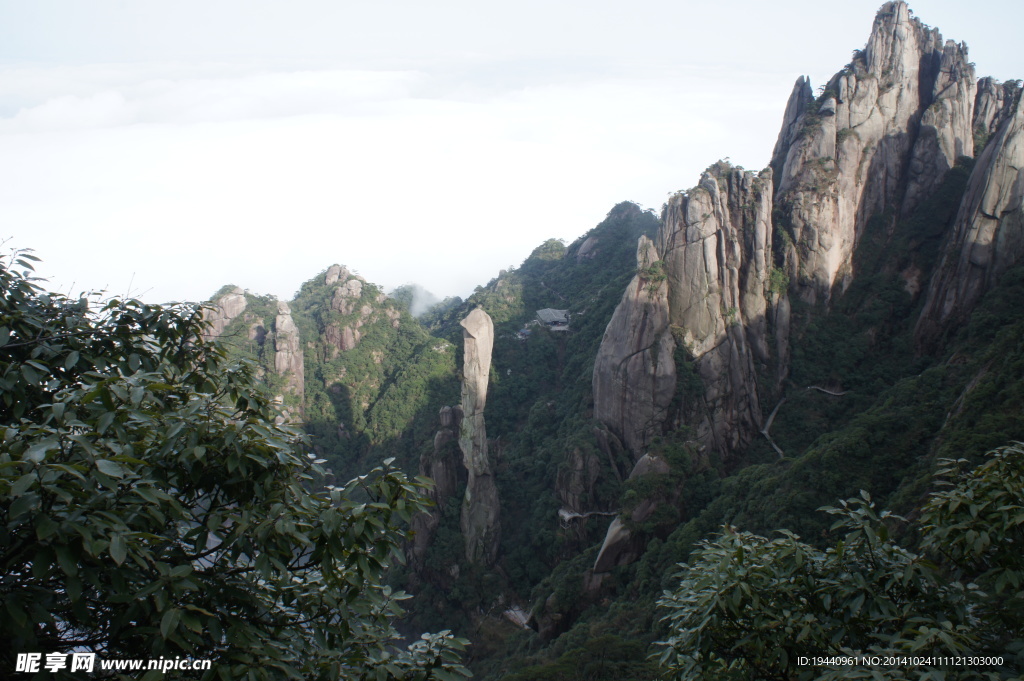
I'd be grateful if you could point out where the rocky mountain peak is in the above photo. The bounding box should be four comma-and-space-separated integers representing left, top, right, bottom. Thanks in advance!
202, 286, 247, 340
773, 0, 975, 305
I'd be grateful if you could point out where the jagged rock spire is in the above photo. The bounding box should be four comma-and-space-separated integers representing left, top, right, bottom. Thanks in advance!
772, 0, 976, 304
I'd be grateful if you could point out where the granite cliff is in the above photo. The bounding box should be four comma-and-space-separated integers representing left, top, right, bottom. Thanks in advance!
458, 308, 501, 565
593, 0, 1024, 470
196, 4, 1024, 670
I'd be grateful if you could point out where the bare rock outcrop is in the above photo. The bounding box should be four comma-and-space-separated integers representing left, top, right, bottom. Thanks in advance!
273, 301, 304, 407
202, 287, 247, 340
411, 405, 463, 566
771, 76, 815, 176
324, 264, 350, 286
322, 273, 374, 356
593, 164, 774, 462
773, 1, 976, 304
458, 308, 500, 565
660, 165, 773, 456
593, 453, 672, 573
592, 236, 676, 459
331, 279, 364, 316
917, 89, 1024, 342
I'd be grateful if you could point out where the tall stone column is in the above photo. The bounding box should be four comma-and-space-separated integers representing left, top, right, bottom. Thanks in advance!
458, 307, 500, 565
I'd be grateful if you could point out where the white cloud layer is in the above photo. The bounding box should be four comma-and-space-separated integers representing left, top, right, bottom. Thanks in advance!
0, 0, 1021, 304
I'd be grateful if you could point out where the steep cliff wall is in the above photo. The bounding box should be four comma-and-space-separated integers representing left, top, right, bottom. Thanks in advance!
410, 405, 463, 567
273, 301, 305, 415
917, 88, 1024, 342
592, 2, 1021, 467
773, 1, 976, 304
593, 164, 774, 461
660, 165, 774, 457
458, 307, 500, 565
592, 236, 675, 459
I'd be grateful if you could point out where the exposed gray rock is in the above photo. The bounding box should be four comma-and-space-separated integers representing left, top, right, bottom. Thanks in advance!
330, 279, 364, 316
593, 518, 632, 573
628, 452, 671, 479
773, 1, 975, 303
557, 448, 602, 514
660, 165, 773, 456
903, 39, 977, 215
771, 76, 814, 175
458, 308, 500, 565
324, 264, 350, 286
273, 301, 304, 413
202, 287, 247, 339
322, 277, 376, 355
592, 236, 676, 459
917, 90, 1024, 343
555, 447, 604, 545
593, 164, 774, 463
593, 453, 673, 573
974, 78, 1017, 145
575, 235, 600, 262
439, 405, 454, 428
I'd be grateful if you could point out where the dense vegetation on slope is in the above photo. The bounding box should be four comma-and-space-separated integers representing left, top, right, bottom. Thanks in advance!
454, 165, 1024, 678
406, 203, 660, 631
659, 445, 1024, 679
210, 270, 460, 485
197, 167, 1024, 679
0, 251, 470, 680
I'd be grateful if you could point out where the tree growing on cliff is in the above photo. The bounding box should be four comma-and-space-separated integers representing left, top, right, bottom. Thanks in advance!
0, 249, 469, 680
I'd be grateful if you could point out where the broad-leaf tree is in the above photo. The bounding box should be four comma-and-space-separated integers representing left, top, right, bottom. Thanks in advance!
0, 250, 469, 680
657, 444, 1024, 680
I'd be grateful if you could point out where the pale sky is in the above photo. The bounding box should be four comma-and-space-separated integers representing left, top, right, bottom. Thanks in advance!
1, 0, 1020, 304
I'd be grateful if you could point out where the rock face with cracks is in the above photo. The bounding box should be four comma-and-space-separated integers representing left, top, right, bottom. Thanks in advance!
202, 287, 247, 340
458, 308, 500, 565
410, 406, 462, 567
593, 163, 774, 462
273, 301, 305, 409
918, 88, 1024, 343
592, 236, 676, 459
660, 165, 775, 457
772, 1, 976, 305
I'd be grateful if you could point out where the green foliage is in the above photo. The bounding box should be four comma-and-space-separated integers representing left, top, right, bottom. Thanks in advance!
530, 239, 568, 262
501, 634, 657, 681
767, 266, 789, 296
637, 259, 666, 294
974, 125, 992, 153
284, 269, 459, 482
0, 250, 469, 680
835, 126, 856, 148
920, 444, 1024, 665
658, 447, 1024, 680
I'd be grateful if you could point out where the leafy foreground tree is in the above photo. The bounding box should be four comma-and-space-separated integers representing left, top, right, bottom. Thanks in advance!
0, 250, 469, 680
657, 443, 1024, 680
